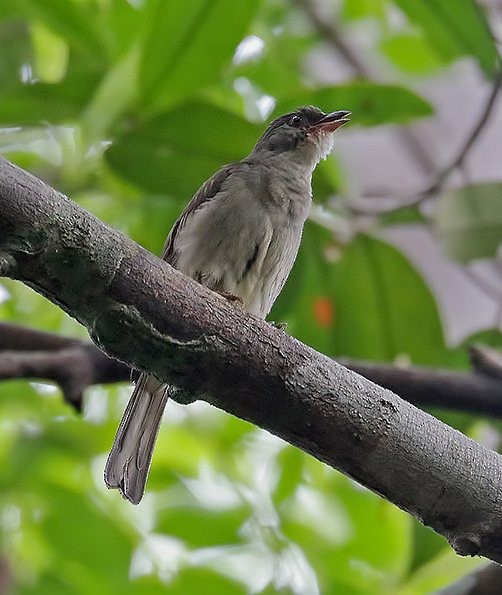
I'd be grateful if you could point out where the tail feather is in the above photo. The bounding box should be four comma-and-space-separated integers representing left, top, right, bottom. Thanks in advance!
104, 373, 169, 504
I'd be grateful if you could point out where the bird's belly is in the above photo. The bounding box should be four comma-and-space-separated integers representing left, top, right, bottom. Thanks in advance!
236, 224, 303, 317
175, 189, 307, 319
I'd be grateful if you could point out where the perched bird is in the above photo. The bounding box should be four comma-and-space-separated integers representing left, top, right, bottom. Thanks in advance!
104, 106, 350, 503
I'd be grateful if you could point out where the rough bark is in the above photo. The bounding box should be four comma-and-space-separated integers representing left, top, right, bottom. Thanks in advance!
2, 156, 502, 563
341, 355, 502, 417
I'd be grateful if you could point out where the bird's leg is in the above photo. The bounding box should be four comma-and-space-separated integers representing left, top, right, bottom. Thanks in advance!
269, 321, 288, 331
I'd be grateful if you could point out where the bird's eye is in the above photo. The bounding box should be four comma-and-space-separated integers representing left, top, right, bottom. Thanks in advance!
289, 115, 302, 127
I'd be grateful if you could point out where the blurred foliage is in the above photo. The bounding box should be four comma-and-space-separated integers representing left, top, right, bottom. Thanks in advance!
0, 0, 500, 593
435, 183, 502, 263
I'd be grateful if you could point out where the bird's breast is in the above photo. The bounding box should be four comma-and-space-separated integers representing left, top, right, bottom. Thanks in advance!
264, 163, 312, 221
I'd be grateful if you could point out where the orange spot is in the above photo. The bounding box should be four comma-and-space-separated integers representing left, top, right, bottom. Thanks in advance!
313, 297, 334, 327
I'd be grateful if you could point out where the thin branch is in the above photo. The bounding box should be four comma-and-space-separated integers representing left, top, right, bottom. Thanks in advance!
347, 65, 502, 216
295, 0, 371, 76
296, 0, 437, 176
424, 66, 502, 195
0, 323, 129, 409
470, 344, 502, 380
0, 322, 81, 351
2, 157, 502, 563
341, 358, 502, 417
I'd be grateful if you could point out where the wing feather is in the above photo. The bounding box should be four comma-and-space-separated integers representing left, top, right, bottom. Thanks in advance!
161, 164, 239, 264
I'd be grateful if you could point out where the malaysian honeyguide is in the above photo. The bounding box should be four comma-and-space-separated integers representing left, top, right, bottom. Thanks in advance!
105, 106, 350, 503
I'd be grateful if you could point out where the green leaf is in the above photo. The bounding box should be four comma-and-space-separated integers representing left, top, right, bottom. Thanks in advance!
157, 506, 247, 549
330, 234, 449, 363
274, 82, 433, 126
164, 568, 246, 595
30, 22, 69, 83
81, 46, 139, 145
380, 32, 445, 74
397, 547, 485, 595
140, 0, 259, 111
341, 0, 387, 21
275, 230, 452, 365
99, 0, 147, 60
435, 183, 502, 263
271, 222, 338, 355
13, 0, 109, 62
40, 486, 133, 589
379, 205, 426, 226
410, 523, 448, 572
0, 75, 100, 126
394, 0, 499, 77
106, 102, 261, 196
462, 328, 502, 349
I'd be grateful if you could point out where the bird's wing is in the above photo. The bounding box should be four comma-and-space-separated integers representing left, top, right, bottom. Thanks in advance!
161, 163, 239, 265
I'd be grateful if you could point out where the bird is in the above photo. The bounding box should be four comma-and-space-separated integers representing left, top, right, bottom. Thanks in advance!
104, 105, 350, 504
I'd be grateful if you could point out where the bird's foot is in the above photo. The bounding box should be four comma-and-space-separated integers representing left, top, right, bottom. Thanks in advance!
270, 321, 288, 331
218, 292, 244, 307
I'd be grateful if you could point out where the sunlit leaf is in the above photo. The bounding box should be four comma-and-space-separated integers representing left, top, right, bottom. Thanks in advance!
397, 547, 485, 595
380, 32, 444, 74
140, 0, 259, 111
81, 46, 139, 144
341, 0, 387, 20
394, 0, 499, 77
30, 22, 68, 83
13, 0, 109, 62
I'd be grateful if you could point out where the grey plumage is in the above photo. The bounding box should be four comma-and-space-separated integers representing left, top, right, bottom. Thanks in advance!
104, 106, 350, 504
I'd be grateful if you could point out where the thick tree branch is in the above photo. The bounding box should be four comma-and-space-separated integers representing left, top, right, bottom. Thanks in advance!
2, 157, 502, 563
3, 323, 502, 417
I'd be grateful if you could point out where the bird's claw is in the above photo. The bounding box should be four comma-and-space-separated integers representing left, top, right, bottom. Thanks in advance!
218, 292, 244, 307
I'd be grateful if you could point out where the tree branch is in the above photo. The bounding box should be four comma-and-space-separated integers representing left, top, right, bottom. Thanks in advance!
2, 156, 502, 563
0, 327, 129, 410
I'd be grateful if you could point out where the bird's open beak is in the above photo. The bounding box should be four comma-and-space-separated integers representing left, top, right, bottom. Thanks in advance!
311, 110, 351, 133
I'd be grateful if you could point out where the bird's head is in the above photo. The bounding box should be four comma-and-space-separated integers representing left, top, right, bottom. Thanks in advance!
253, 106, 350, 168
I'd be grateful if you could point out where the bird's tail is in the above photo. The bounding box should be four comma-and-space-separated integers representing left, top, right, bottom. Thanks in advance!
104, 373, 169, 504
